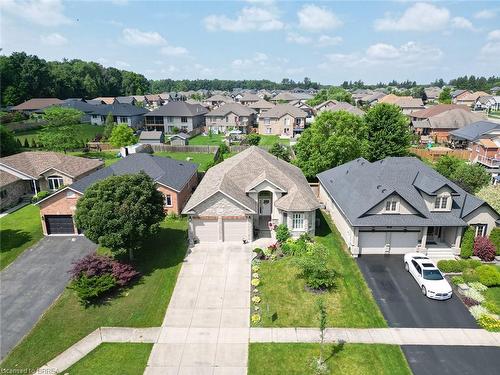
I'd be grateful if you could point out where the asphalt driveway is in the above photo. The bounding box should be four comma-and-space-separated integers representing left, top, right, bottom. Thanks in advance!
0, 236, 96, 359
357, 255, 477, 328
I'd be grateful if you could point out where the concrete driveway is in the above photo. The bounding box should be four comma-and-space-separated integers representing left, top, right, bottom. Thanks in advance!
0, 236, 96, 359
357, 255, 477, 328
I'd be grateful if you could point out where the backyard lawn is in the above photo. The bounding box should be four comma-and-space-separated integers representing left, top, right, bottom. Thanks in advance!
188, 133, 225, 145
0, 217, 187, 370
15, 124, 104, 146
0, 205, 43, 270
258, 135, 290, 146
154, 151, 215, 171
248, 343, 411, 375
254, 211, 386, 327
69, 151, 120, 167
64, 343, 152, 375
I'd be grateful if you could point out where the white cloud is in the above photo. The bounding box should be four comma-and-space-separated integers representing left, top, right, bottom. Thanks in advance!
488, 29, 500, 41
0, 0, 72, 27
374, 2, 450, 31
204, 7, 284, 32
286, 33, 342, 47
286, 33, 312, 45
160, 45, 188, 56
451, 17, 476, 31
316, 35, 342, 47
40, 33, 67, 46
474, 9, 496, 20
122, 28, 166, 46
297, 4, 342, 31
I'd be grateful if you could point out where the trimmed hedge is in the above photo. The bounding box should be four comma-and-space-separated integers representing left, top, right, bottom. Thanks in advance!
460, 227, 474, 258
437, 259, 481, 273
489, 227, 500, 256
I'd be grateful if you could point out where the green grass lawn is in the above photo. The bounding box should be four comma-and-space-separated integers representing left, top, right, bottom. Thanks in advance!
254, 211, 386, 327
484, 287, 500, 314
68, 151, 120, 167
188, 133, 225, 145
15, 124, 104, 146
258, 135, 290, 146
64, 343, 152, 375
248, 343, 411, 375
154, 151, 215, 171
0, 205, 43, 270
0, 217, 187, 371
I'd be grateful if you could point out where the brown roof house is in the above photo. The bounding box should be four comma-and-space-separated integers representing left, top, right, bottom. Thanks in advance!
206, 103, 257, 134
182, 146, 320, 243
258, 104, 307, 137
0, 152, 103, 210
314, 100, 364, 116
12, 98, 64, 113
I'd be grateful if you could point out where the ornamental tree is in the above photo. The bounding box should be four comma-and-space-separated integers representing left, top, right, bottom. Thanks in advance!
74, 172, 165, 259
109, 124, 137, 148
473, 236, 496, 262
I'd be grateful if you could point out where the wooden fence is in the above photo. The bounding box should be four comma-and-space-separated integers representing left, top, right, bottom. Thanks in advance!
410, 147, 470, 162
150, 144, 219, 154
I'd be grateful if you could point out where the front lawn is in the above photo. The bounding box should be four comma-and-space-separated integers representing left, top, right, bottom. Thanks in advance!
154, 151, 215, 171
484, 287, 500, 314
254, 211, 386, 327
188, 133, 225, 145
248, 343, 411, 375
15, 124, 104, 146
68, 151, 120, 167
64, 343, 152, 375
1, 217, 187, 370
0, 205, 43, 270
259, 135, 290, 146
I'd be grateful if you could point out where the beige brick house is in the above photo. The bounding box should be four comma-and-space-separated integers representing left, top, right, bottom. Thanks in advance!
258, 104, 307, 137
205, 103, 257, 134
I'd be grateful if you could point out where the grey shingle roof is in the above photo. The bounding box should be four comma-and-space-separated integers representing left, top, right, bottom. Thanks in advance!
90, 103, 148, 116
70, 153, 197, 193
317, 157, 498, 227
115, 96, 136, 104
207, 103, 256, 117
260, 104, 307, 119
139, 131, 163, 141
183, 146, 320, 213
145, 101, 208, 117
449, 121, 500, 141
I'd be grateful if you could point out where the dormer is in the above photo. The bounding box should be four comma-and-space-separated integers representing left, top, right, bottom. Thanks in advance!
433, 190, 452, 212
384, 197, 400, 214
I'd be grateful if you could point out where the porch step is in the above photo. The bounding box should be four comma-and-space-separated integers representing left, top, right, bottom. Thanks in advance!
426, 251, 455, 260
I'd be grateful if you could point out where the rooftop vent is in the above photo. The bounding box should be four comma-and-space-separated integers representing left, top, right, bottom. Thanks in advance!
376, 185, 382, 189
381, 189, 386, 193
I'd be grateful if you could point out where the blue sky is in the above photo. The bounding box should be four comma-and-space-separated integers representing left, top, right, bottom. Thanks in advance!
1, 0, 499, 84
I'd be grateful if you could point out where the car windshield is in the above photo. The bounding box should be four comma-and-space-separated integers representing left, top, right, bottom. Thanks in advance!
423, 269, 444, 280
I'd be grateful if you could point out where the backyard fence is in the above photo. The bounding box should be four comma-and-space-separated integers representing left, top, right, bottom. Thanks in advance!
410, 147, 470, 162
150, 144, 219, 154
5, 120, 46, 133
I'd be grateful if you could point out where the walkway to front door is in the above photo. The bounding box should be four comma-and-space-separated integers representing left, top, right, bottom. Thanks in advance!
144, 243, 253, 374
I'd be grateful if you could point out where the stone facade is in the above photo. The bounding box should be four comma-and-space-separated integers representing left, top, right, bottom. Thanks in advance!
0, 180, 31, 210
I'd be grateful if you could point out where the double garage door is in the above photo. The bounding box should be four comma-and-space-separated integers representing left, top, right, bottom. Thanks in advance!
45, 215, 76, 235
358, 231, 419, 255
192, 218, 249, 243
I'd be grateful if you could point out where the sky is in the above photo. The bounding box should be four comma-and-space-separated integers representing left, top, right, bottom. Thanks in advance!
1, 0, 499, 84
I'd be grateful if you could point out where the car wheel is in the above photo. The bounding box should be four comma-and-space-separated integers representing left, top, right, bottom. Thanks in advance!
421, 286, 427, 296
405, 262, 409, 271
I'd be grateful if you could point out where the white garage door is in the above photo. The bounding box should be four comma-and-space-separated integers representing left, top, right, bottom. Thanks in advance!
223, 219, 248, 242
390, 232, 419, 254
358, 232, 387, 254
192, 219, 218, 243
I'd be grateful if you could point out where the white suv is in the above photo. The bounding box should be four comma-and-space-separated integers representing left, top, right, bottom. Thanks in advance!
403, 253, 452, 300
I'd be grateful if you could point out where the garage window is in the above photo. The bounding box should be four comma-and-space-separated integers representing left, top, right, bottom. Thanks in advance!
48, 176, 64, 191
292, 213, 304, 230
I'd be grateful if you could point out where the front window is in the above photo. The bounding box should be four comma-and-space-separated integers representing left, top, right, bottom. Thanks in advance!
385, 200, 398, 212
264, 118, 270, 125
292, 213, 304, 230
472, 224, 487, 237
423, 269, 444, 280
119, 116, 128, 123
48, 176, 64, 191
266, 127, 272, 134
181, 117, 188, 123
164, 194, 172, 207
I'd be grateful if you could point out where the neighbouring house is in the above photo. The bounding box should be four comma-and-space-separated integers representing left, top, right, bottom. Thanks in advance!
205, 103, 257, 134
33, 98, 99, 123
258, 104, 307, 137
395, 98, 425, 115
289, 100, 315, 121
239, 93, 261, 106
144, 94, 163, 109
90, 103, 148, 129
359, 92, 386, 106
115, 96, 137, 106
182, 146, 320, 243
139, 130, 164, 144
0, 152, 103, 210
270, 92, 298, 103
204, 94, 234, 108
92, 97, 117, 105
248, 99, 275, 116
451, 90, 470, 103
491, 87, 500, 95
378, 94, 412, 105
410, 104, 485, 142
36, 153, 198, 235
318, 157, 500, 258
314, 100, 364, 116
469, 137, 500, 171
455, 91, 490, 107
424, 87, 442, 102
144, 101, 208, 134
448, 121, 500, 149
474, 96, 500, 112
169, 133, 190, 146
11, 98, 64, 113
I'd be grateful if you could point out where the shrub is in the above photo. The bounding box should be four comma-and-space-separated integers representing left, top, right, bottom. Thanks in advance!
281, 237, 309, 257
251, 314, 261, 324
483, 301, 500, 315
275, 224, 290, 243
437, 259, 481, 273
476, 265, 500, 287
293, 243, 336, 290
462, 297, 480, 307
31, 191, 50, 203
246, 133, 261, 146
474, 236, 496, 262
111, 262, 140, 287
70, 274, 117, 305
252, 296, 261, 304
251, 278, 260, 287
478, 315, 500, 331
469, 305, 489, 320
489, 227, 500, 255
451, 276, 465, 285
253, 248, 263, 257
462, 288, 485, 303
252, 265, 260, 273
460, 227, 475, 258
468, 282, 488, 292
463, 268, 480, 283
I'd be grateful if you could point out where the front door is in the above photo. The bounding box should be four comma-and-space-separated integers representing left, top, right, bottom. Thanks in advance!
259, 197, 272, 216
427, 226, 442, 243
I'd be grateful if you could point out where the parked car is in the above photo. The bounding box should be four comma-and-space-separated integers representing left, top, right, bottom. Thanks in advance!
403, 253, 453, 300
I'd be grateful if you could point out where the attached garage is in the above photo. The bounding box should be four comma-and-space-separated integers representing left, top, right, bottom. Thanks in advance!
44, 215, 76, 235
223, 219, 248, 242
390, 231, 419, 254
192, 219, 218, 243
358, 230, 420, 255
358, 231, 387, 254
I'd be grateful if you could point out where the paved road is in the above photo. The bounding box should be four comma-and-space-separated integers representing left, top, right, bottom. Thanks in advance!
0, 236, 96, 359
403, 346, 500, 375
357, 255, 477, 328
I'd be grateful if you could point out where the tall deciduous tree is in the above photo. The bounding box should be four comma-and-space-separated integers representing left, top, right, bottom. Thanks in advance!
438, 87, 452, 104
269, 142, 290, 162
365, 103, 412, 161
109, 124, 137, 148
451, 163, 490, 193
0, 126, 20, 156
38, 106, 84, 152
74, 172, 165, 259
294, 111, 368, 178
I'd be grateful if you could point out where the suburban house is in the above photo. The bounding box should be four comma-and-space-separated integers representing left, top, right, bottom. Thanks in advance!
258, 104, 307, 137
314, 100, 364, 116
182, 146, 320, 243
474, 96, 500, 112
36, 153, 198, 235
204, 94, 234, 108
205, 103, 257, 134
0, 152, 103, 210
33, 98, 100, 122
11, 98, 64, 113
469, 138, 500, 171
424, 87, 442, 102
318, 157, 499, 258
144, 101, 208, 134
115, 96, 137, 105
89, 103, 148, 129
92, 97, 117, 105
359, 92, 386, 106
410, 104, 485, 142
378, 94, 411, 105
451, 90, 470, 103
448, 121, 500, 149
395, 98, 425, 115
270, 92, 298, 103
239, 93, 260, 106
248, 99, 275, 115
139, 130, 164, 144
455, 91, 490, 107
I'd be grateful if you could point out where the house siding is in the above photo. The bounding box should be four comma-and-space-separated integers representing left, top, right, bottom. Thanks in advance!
464, 205, 499, 236
0, 180, 31, 210
258, 114, 305, 137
